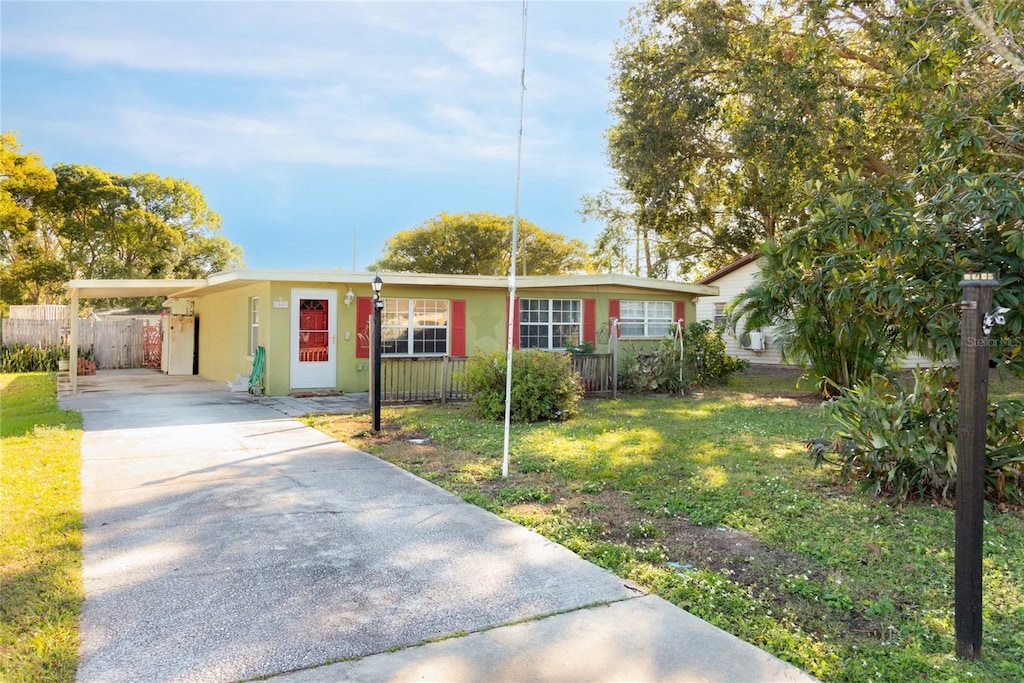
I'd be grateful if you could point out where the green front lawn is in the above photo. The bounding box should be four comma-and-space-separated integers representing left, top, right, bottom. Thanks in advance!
0, 373, 84, 683
310, 371, 1024, 682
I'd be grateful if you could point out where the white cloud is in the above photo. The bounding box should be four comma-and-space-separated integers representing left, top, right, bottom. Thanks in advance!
2, 1, 629, 186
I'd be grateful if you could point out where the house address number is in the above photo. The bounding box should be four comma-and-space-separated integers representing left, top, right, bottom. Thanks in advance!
273, 299, 289, 309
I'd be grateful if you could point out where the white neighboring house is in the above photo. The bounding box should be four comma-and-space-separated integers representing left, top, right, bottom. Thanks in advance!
695, 254, 785, 365
695, 254, 935, 369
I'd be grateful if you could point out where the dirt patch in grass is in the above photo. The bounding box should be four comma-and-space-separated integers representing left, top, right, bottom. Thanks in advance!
347, 416, 839, 626
310, 394, 1024, 682
727, 392, 823, 408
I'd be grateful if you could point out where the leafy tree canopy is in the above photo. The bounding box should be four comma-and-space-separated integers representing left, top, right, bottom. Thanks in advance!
369, 211, 592, 276
597, 0, 1024, 278
722, 0, 1024, 391
1, 132, 243, 307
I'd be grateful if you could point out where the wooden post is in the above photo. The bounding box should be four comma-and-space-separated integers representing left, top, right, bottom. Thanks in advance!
609, 318, 619, 399
955, 272, 997, 659
441, 355, 450, 405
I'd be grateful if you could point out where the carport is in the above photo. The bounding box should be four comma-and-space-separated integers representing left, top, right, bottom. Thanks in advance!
66, 278, 206, 393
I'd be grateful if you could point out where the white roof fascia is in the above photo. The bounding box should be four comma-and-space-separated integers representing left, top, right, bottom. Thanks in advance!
68, 271, 719, 299
67, 279, 208, 299
203, 269, 718, 296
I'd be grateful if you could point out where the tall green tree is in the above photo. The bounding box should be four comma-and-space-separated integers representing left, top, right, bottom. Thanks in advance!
1, 133, 59, 305
602, 0, 935, 272
1, 132, 243, 306
579, 189, 696, 278
728, 0, 1024, 392
369, 212, 592, 276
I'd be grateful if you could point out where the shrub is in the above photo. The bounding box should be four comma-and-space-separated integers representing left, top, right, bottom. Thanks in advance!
618, 322, 748, 394
464, 350, 583, 423
565, 340, 596, 354
683, 321, 749, 388
618, 337, 684, 394
808, 368, 1024, 502
0, 344, 64, 373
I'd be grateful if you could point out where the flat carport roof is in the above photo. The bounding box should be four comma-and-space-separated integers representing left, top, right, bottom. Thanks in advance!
66, 279, 206, 393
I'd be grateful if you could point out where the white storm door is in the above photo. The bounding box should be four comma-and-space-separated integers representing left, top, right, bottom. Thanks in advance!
290, 289, 337, 389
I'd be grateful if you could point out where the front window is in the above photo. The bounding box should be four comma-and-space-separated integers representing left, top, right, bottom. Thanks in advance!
520, 298, 581, 350
249, 296, 260, 356
382, 298, 449, 356
619, 300, 673, 337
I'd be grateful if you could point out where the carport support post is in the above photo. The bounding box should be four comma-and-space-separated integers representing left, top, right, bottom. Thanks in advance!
69, 288, 80, 393
955, 272, 996, 659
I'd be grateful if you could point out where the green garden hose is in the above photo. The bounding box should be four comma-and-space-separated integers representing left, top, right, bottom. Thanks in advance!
249, 346, 266, 393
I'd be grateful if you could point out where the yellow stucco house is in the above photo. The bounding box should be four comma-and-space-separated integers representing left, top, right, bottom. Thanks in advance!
67, 269, 718, 395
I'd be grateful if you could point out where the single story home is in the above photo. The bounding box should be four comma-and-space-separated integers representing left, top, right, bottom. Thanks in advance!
695, 254, 935, 368
67, 269, 719, 395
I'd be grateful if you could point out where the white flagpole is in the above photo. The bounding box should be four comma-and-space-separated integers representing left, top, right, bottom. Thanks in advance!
503, 0, 528, 478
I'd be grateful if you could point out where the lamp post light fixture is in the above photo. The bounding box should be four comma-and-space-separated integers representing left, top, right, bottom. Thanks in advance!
372, 275, 384, 432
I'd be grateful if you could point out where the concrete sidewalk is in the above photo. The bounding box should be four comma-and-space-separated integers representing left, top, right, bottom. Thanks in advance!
63, 372, 817, 682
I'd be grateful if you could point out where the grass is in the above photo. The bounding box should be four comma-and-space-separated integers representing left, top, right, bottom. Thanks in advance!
1, 373, 84, 683
309, 369, 1024, 683
990, 372, 1024, 401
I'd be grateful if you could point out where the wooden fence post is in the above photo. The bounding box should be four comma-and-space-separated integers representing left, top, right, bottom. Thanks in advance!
441, 355, 450, 405
955, 272, 997, 660
609, 318, 619, 399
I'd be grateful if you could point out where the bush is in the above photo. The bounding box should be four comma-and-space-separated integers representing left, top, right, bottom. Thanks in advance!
0, 344, 64, 373
809, 368, 1024, 502
464, 350, 583, 423
618, 322, 748, 394
618, 337, 684, 394
683, 321, 749, 388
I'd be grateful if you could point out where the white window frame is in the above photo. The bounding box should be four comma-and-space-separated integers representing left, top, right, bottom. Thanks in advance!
713, 302, 727, 327
519, 298, 582, 350
619, 300, 674, 338
381, 298, 449, 357
248, 296, 260, 356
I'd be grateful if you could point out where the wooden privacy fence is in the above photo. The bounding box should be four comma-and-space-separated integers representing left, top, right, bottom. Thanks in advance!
378, 353, 617, 404
0, 318, 151, 369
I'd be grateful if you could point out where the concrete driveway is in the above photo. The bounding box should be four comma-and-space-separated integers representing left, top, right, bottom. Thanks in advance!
62, 371, 816, 682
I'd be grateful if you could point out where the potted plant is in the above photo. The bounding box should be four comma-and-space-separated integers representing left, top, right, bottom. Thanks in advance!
58, 347, 70, 372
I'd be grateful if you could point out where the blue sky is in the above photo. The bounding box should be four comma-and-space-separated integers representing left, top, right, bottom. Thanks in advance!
2, 1, 634, 271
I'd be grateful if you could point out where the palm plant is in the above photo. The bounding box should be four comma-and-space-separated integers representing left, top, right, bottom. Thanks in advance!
729, 232, 898, 397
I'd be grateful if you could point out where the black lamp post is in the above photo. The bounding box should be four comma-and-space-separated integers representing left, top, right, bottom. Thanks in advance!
372, 275, 384, 432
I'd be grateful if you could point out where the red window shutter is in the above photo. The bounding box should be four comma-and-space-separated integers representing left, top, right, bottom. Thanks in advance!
583, 299, 596, 344
608, 299, 621, 337
674, 300, 687, 327
451, 300, 466, 357
506, 297, 520, 349
356, 297, 373, 358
